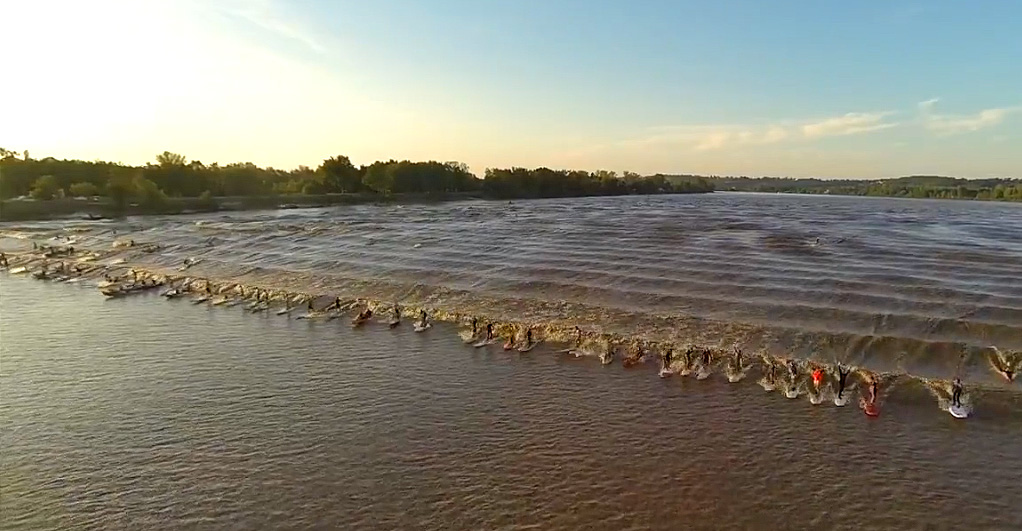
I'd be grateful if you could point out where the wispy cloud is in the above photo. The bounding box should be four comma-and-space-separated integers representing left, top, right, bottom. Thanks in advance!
801, 112, 899, 138
215, 0, 326, 53
918, 98, 1018, 134
624, 124, 793, 152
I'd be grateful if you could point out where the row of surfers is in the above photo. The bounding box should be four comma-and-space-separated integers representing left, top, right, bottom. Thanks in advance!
177, 278, 987, 409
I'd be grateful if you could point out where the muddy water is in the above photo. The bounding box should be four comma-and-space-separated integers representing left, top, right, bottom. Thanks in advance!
2, 193, 1022, 529
1, 275, 1020, 530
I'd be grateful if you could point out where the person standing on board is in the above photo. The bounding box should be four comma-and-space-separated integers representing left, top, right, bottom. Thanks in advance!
951, 378, 964, 408
836, 365, 850, 400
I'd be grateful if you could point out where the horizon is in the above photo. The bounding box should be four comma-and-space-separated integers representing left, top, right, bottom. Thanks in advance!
2, 0, 1020, 179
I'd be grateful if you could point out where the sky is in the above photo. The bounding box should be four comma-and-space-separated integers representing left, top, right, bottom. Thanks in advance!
1, 0, 1019, 178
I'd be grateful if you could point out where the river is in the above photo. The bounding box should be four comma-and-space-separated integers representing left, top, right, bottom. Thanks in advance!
2, 193, 1021, 529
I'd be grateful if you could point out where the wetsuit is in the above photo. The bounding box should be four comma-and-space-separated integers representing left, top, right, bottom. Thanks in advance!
733, 349, 742, 369
664, 349, 673, 368
951, 380, 963, 407
525, 330, 533, 346
702, 350, 710, 367
471, 318, 478, 334
837, 367, 849, 399
486, 324, 494, 341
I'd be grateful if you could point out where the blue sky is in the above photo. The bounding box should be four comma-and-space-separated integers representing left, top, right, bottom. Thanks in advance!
2, 0, 1019, 178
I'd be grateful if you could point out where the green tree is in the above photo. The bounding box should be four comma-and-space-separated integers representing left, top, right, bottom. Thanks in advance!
317, 155, 362, 193
362, 162, 394, 193
134, 176, 168, 209
156, 151, 187, 166
68, 182, 100, 197
30, 175, 60, 200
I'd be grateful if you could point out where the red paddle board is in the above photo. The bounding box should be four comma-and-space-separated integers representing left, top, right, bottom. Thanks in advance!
864, 403, 879, 417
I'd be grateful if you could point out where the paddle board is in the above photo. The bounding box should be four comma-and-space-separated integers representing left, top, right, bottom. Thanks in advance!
785, 388, 798, 399
948, 404, 969, 419
864, 402, 879, 417
659, 367, 674, 378
473, 339, 495, 348
517, 342, 538, 353
834, 395, 848, 407
413, 322, 432, 333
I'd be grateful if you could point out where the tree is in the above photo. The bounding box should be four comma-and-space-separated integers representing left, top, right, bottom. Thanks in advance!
134, 176, 168, 209
362, 162, 394, 193
156, 151, 187, 166
317, 155, 362, 193
68, 182, 100, 197
30, 175, 60, 200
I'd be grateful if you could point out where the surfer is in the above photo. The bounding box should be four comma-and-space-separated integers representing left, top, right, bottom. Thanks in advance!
573, 326, 583, 347
701, 349, 711, 368
684, 347, 695, 370
951, 378, 963, 408
0, 253, 8, 268
868, 377, 879, 404
837, 365, 850, 400
355, 307, 373, 322
732, 346, 743, 370
390, 305, 401, 327
663, 349, 673, 369
788, 359, 798, 379
485, 323, 494, 341
524, 329, 533, 348
811, 367, 824, 389
418, 310, 429, 328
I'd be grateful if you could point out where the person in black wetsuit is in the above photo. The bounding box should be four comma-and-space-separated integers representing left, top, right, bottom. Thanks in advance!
663, 348, 673, 369
951, 378, 963, 407
732, 346, 743, 370
470, 317, 478, 336
837, 365, 850, 399
788, 359, 798, 379
485, 323, 494, 341
525, 329, 533, 347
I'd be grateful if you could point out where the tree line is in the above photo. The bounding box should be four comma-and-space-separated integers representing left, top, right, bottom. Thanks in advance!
709, 175, 1022, 202
0, 149, 712, 209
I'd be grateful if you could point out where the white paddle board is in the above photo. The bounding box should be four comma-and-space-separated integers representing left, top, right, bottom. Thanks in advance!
948, 404, 969, 419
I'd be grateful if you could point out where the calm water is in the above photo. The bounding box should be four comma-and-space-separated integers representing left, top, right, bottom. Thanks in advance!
2, 193, 1022, 529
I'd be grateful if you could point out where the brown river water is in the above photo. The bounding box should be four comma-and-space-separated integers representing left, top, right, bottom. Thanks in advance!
2, 193, 1021, 529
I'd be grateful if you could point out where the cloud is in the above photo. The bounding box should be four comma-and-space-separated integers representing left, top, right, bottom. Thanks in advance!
624, 124, 793, 152
801, 112, 899, 138
918, 99, 1018, 134
214, 0, 326, 53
